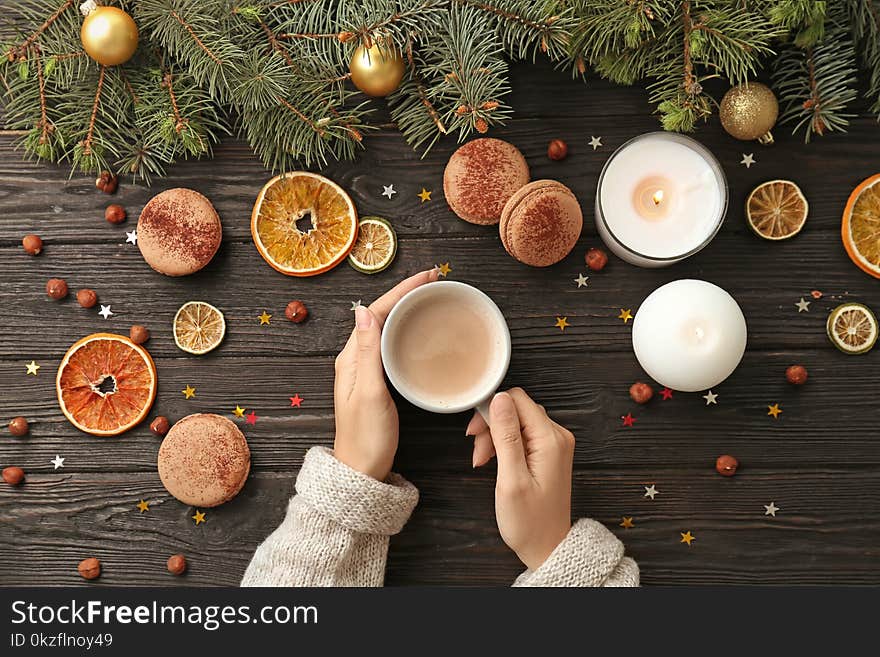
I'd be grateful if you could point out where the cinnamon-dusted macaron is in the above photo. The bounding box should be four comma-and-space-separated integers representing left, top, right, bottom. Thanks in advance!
137, 188, 221, 276
443, 138, 529, 225
499, 180, 583, 267
158, 413, 250, 507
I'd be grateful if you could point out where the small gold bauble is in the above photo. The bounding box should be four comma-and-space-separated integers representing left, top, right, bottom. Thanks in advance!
719, 82, 778, 144
349, 41, 405, 98
81, 6, 139, 67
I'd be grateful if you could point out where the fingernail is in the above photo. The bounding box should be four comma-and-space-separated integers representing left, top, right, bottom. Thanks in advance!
355, 305, 372, 329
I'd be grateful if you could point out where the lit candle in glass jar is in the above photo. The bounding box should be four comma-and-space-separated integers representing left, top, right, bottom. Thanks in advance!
596, 133, 728, 268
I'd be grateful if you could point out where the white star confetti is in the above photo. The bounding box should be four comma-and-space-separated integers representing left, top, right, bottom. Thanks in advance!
644, 484, 659, 500
740, 153, 755, 168
764, 502, 779, 517
589, 136, 602, 150
125, 230, 137, 245
98, 305, 113, 319
381, 184, 397, 199
350, 300, 362, 311
703, 390, 718, 405
573, 273, 590, 288
795, 297, 811, 313
51, 455, 65, 470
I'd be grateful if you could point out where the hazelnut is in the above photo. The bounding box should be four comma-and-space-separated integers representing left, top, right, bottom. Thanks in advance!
150, 416, 170, 436
22, 234, 43, 255
77, 557, 101, 580
715, 455, 738, 477
46, 278, 68, 300
585, 247, 608, 271
786, 365, 808, 385
95, 171, 118, 194
547, 138, 568, 161
76, 289, 98, 309
8, 417, 29, 437
166, 553, 187, 576
104, 204, 126, 224
285, 300, 309, 323
629, 381, 654, 404
2, 466, 25, 485
130, 325, 150, 344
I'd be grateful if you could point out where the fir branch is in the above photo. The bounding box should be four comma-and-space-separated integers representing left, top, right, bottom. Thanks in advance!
6, 0, 75, 61
81, 65, 106, 157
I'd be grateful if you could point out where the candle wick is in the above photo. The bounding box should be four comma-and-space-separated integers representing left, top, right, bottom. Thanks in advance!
695, 326, 705, 340
652, 190, 664, 206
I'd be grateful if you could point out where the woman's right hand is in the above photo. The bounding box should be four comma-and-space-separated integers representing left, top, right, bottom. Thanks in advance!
466, 388, 575, 571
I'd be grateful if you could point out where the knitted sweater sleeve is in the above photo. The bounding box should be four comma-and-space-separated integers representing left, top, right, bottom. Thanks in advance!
241, 446, 419, 587
512, 519, 640, 587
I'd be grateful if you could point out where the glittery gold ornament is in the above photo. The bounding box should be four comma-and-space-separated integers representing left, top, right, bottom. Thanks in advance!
348, 41, 405, 98
81, 6, 139, 67
719, 82, 778, 144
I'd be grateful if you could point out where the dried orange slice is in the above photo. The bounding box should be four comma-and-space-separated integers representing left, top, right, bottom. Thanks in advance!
56, 333, 157, 436
251, 172, 358, 276
842, 174, 880, 278
746, 180, 808, 240
173, 301, 226, 355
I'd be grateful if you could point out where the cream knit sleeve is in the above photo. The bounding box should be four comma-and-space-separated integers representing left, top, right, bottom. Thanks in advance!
241, 446, 419, 587
512, 519, 640, 587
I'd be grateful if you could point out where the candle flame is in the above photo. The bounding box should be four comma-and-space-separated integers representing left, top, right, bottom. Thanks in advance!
652, 190, 664, 206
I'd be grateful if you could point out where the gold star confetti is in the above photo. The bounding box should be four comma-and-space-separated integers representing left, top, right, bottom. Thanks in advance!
618, 309, 633, 323
555, 316, 570, 331
767, 403, 782, 419
680, 531, 695, 546
258, 311, 272, 325
417, 188, 432, 203
25, 360, 40, 375
620, 517, 634, 529
182, 385, 196, 399
437, 262, 452, 277
233, 405, 246, 418
136, 500, 150, 513
192, 510, 206, 525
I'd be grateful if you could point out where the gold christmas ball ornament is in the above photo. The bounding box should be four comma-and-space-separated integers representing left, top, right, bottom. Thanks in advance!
719, 82, 778, 144
81, 6, 139, 67
348, 41, 405, 98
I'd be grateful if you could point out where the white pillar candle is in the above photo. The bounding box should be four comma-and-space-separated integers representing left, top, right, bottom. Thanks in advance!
595, 133, 728, 268
632, 280, 747, 392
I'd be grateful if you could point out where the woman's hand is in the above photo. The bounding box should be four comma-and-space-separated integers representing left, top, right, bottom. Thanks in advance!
467, 388, 574, 571
333, 268, 439, 481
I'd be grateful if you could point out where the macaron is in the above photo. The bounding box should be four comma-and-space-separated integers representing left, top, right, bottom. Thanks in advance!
443, 138, 529, 225
499, 180, 583, 267
137, 188, 222, 276
158, 413, 250, 508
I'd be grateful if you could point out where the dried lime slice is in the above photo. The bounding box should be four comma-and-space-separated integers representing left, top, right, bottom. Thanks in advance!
826, 302, 877, 354
746, 180, 808, 240
173, 301, 226, 355
348, 216, 397, 274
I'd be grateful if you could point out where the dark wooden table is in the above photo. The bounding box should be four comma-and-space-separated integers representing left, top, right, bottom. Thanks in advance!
1, 60, 878, 586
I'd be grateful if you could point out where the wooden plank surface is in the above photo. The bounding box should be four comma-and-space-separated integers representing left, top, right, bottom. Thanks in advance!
1, 60, 879, 586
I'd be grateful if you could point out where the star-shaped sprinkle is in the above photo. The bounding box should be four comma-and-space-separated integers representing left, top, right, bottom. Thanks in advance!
554, 316, 570, 331
182, 385, 196, 399
589, 136, 602, 150
621, 413, 636, 427
51, 455, 65, 470
680, 531, 695, 546
574, 273, 589, 288
381, 184, 397, 199
437, 262, 452, 277
764, 502, 779, 517
233, 405, 246, 418
703, 390, 718, 405
98, 304, 113, 319
660, 387, 674, 400
290, 394, 303, 408
192, 510, 206, 525
25, 360, 40, 375
620, 516, 634, 529
351, 300, 362, 311
258, 311, 272, 325
740, 153, 755, 168
767, 403, 782, 419
137, 500, 150, 513
618, 308, 633, 323
245, 410, 258, 425
417, 188, 432, 203
795, 297, 811, 313
125, 230, 137, 244
644, 484, 658, 500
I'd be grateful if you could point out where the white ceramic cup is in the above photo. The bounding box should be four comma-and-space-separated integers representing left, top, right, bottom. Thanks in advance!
380, 280, 511, 421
